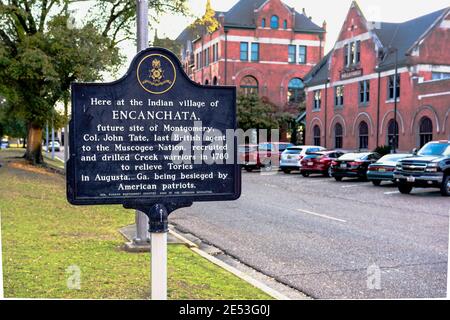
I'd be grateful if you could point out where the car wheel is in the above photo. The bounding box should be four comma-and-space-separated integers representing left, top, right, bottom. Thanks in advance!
440, 175, 450, 197
324, 167, 333, 178
245, 167, 253, 172
334, 177, 343, 182
262, 162, 272, 172
372, 180, 382, 186
282, 169, 291, 174
398, 183, 413, 194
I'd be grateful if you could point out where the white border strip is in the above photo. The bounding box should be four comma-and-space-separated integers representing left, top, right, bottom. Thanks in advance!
0, 210, 4, 299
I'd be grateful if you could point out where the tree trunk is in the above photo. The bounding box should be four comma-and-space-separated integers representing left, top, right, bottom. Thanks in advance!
25, 123, 43, 164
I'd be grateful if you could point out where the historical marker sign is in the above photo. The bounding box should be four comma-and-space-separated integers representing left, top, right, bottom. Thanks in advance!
67, 48, 241, 207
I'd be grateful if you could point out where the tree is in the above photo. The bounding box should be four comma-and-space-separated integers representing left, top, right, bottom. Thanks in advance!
0, 0, 189, 164
152, 31, 181, 59
189, 0, 219, 37
237, 94, 279, 132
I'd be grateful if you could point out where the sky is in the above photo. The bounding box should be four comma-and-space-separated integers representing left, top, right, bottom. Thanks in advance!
76, 0, 450, 79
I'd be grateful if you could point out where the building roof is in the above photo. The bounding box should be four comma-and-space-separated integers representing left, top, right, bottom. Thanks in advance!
305, 7, 449, 86
374, 8, 448, 70
222, 0, 324, 32
176, 0, 325, 52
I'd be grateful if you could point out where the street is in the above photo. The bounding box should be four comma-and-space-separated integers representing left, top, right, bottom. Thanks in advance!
171, 170, 449, 299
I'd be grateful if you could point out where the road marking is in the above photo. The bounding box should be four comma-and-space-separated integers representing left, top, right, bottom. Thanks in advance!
297, 209, 347, 223
341, 184, 359, 189
384, 191, 400, 195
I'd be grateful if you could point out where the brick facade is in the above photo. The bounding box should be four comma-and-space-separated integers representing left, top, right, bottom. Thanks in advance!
304, 2, 450, 152
178, 0, 326, 115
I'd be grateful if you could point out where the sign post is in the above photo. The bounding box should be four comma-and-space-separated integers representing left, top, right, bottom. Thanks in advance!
67, 47, 240, 300
134, 0, 150, 248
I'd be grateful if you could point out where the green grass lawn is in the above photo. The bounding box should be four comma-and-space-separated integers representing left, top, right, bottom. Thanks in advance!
0, 149, 271, 300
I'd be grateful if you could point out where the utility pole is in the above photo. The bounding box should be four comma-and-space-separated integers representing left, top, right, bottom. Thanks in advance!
133, 0, 151, 249
392, 47, 398, 154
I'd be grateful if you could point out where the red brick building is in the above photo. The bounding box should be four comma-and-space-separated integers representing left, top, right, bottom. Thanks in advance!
177, 0, 326, 115
304, 2, 450, 152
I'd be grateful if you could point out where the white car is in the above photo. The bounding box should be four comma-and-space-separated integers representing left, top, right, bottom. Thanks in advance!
43, 141, 61, 152
280, 145, 326, 173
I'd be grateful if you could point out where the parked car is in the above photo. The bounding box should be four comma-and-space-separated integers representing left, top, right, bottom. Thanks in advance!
393, 140, 450, 196
300, 150, 346, 177
240, 142, 293, 172
1, 139, 9, 149
43, 141, 61, 152
367, 153, 412, 186
280, 146, 325, 174
331, 152, 382, 181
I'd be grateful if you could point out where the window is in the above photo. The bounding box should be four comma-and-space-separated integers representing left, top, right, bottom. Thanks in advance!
313, 90, 321, 110
240, 42, 248, 61
359, 121, 369, 150
344, 41, 360, 66
313, 126, 321, 146
298, 46, 307, 64
335, 85, 344, 107
356, 41, 361, 63
344, 44, 349, 67
262, 18, 266, 28
240, 75, 258, 95
270, 15, 279, 29
419, 117, 433, 148
204, 48, 209, 66
388, 75, 400, 100
432, 72, 450, 80
359, 80, 370, 104
251, 43, 259, 62
350, 42, 356, 65
212, 43, 219, 62
288, 45, 296, 64
283, 20, 288, 29
287, 78, 304, 104
335, 123, 343, 149
213, 76, 218, 85
387, 119, 399, 149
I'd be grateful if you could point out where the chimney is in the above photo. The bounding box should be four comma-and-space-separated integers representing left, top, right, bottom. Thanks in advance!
322, 20, 327, 31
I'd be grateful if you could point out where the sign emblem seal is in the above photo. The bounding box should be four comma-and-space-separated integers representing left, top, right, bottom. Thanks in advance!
137, 54, 176, 94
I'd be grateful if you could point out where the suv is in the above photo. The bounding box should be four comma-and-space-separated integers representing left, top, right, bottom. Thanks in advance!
393, 141, 450, 196
239, 143, 293, 172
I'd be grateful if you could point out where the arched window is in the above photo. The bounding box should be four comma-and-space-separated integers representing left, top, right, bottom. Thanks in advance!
287, 78, 304, 104
359, 121, 369, 150
240, 76, 259, 95
419, 117, 433, 147
213, 76, 218, 86
270, 15, 279, 29
204, 79, 209, 85
387, 119, 399, 149
313, 125, 321, 146
261, 18, 266, 28
335, 123, 343, 149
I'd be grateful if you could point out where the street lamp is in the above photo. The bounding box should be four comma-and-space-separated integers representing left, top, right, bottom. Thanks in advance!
388, 47, 399, 154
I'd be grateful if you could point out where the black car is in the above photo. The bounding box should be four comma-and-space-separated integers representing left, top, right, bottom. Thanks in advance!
331, 152, 382, 181
394, 141, 450, 196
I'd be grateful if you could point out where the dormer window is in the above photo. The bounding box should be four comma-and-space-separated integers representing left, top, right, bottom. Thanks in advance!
270, 15, 279, 29
262, 18, 266, 28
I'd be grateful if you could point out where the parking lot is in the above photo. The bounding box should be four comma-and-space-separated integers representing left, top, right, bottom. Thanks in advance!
171, 169, 449, 299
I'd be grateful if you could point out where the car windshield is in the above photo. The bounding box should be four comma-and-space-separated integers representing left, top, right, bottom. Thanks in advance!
339, 153, 368, 160
379, 154, 410, 162
278, 144, 293, 152
284, 148, 302, 154
238, 146, 257, 153
418, 143, 450, 156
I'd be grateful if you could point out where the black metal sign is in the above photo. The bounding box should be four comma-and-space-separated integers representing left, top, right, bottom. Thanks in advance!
67, 47, 241, 210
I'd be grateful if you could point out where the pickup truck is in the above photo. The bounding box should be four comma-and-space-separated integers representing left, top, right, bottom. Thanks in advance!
393, 141, 450, 196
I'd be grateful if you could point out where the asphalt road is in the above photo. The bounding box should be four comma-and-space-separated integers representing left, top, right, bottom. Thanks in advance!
171, 170, 449, 299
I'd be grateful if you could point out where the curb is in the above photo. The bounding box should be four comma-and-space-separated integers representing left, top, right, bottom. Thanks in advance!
169, 228, 291, 300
